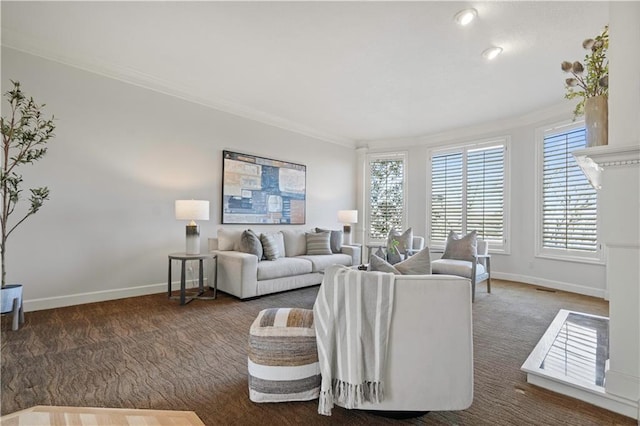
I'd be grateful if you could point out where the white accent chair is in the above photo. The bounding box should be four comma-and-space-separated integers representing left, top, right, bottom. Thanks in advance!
431, 239, 491, 303
335, 274, 474, 413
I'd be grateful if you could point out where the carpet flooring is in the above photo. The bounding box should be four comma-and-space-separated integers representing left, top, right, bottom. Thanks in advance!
1, 280, 634, 425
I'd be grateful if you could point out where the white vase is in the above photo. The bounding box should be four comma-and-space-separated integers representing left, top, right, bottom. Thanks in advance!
585, 94, 608, 147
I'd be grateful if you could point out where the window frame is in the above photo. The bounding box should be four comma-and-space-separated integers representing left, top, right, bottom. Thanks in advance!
427, 137, 511, 254
365, 151, 408, 244
535, 120, 603, 264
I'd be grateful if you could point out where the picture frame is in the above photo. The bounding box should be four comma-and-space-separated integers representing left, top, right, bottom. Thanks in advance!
221, 150, 306, 224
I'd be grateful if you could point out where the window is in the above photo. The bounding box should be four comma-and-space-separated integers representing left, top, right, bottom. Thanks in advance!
538, 124, 599, 261
366, 152, 407, 241
429, 139, 508, 251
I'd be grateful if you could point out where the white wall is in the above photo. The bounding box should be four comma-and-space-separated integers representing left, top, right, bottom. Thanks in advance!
359, 105, 607, 297
2, 48, 357, 310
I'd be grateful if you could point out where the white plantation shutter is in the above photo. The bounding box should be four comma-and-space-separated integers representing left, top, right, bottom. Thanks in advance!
431, 152, 463, 240
542, 128, 598, 253
429, 140, 507, 250
467, 146, 504, 243
368, 154, 406, 240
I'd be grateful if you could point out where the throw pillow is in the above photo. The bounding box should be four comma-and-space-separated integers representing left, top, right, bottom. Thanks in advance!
306, 231, 332, 255
315, 228, 343, 253
260, 233, 281, 260
217, 228, 243, 251
387, 227, 413, 254
239, 229, 263, 260
394, 246, 432, 275
368, 253, 401, 275
441, 230, 477, 262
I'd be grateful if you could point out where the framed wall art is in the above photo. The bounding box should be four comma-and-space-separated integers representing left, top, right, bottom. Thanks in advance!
222, 150, 306, 224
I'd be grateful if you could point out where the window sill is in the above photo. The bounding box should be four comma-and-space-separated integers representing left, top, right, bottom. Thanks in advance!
535, 253, 605, 266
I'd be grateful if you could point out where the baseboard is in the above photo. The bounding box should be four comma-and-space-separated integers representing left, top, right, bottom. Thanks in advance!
23, 278, 209, 312
492, 272, 606, 298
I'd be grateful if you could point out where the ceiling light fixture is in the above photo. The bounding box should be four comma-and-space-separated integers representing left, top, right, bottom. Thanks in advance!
454, 8, 478, 26
482, 46, 503, 60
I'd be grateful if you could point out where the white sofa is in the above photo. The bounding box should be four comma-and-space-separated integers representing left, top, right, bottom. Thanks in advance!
208, 229, 361, 299
336, 274, 474, 412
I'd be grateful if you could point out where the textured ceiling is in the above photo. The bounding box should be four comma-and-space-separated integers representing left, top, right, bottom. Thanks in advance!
1, 1, 610, 146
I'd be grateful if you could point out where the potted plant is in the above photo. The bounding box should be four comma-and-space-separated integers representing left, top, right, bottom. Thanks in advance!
0, 81, 55, 330
561, 25, 609, 147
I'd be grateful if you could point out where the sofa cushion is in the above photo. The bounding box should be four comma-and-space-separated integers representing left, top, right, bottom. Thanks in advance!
395, 246, 432, 275
257, 257, 313, 280
281, 229, 307, 257
218, 228, 243, 251
431, 259, 485, 278
296, 253, 352, 272
315, 228, 343, 253
240, 229, 263, 260
305, 231, 332, 255
442, 230, 477, 262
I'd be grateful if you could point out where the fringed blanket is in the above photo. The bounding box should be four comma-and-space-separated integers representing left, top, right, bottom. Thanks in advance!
313, 265, 395, 416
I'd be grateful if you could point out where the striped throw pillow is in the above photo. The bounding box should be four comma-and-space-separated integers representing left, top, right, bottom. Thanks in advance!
305, 231, 332, 255
260, 233, 280, 260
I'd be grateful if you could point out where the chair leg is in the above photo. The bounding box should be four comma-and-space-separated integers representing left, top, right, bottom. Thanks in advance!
471, 279, 476, 303
487, 276, 491, 294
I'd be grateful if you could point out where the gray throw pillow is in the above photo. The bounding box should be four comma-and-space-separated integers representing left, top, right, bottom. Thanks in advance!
260, 233, 281, 260
387, 227, 413, 254
368, 253, 401, 275
394, 246, 432, 275
315, 228, 343, 253
441, 230, 477, 262
306, 231, 332, 255
239, 229, 263, 260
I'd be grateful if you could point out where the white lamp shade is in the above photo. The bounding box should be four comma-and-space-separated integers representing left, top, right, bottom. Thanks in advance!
175, 200, 210, 221
337, 210, 358, 224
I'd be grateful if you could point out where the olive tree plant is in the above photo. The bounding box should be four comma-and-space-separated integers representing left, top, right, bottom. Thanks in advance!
0, 81, 55, 287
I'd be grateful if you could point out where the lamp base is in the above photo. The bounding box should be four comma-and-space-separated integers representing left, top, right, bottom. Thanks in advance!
186, 224, 200, 255
343, 225, 352, 245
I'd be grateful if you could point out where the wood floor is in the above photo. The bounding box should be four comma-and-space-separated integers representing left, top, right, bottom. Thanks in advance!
0, 405, 204, 426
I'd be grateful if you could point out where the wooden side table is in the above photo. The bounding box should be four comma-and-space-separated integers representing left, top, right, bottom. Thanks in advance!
168, 253, 217, 305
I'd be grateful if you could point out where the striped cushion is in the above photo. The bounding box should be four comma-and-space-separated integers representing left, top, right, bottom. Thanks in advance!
260, 233, 281, 260
305, 231, 332, 255
248, 308, 320, 403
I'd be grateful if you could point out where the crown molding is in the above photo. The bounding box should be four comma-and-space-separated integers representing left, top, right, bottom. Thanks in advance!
359, 102, 575, 150
2, 30, 356, 149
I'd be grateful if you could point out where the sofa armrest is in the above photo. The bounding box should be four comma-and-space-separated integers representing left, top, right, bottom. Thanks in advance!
213, 250, 258, 299
341, 244, 362, 266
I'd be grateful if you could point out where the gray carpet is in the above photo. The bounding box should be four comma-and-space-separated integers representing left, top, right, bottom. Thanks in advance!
1, 280, 633, 425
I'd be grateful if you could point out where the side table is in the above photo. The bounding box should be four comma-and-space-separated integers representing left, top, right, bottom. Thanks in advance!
168, 253, 217, 305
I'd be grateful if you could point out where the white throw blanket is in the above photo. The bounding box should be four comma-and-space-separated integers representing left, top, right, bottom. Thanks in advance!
313, 265, 395, 416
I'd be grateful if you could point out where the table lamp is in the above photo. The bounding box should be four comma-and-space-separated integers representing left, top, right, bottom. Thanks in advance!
175, 200, 210, 255
337, 209, 358, 245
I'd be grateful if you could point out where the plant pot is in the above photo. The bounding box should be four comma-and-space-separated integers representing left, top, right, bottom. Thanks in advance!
585, 94, 608, 147
1, 284, 24, 330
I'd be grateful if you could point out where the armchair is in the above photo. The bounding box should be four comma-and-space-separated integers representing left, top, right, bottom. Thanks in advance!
431, 239, 491, 302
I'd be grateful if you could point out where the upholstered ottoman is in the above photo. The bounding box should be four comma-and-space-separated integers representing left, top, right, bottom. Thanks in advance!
248, 308, 320, 403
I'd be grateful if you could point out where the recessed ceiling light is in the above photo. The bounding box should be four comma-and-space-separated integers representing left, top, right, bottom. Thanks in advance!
482, 46, 503, 60
454, 8, 478, 26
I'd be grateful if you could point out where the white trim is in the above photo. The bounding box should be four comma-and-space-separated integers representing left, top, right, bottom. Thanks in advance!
492, 272, 605, 298
534, 120, 603, 263
2, 42, 355, 149
23, 278, 208, 312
